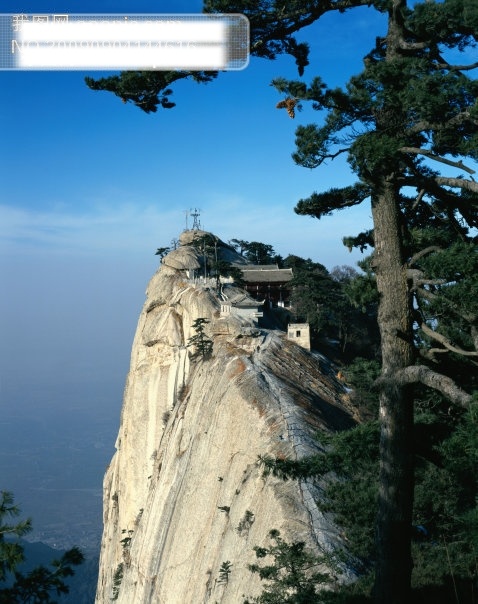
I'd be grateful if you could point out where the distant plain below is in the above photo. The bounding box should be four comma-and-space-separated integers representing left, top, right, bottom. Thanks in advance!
0, 394, 119, 553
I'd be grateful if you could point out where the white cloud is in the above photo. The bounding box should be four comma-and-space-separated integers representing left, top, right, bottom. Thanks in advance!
0, 192, 372, 270
0, 202, 180, 257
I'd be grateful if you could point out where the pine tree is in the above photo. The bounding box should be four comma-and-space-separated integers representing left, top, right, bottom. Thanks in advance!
250, 3, 477, 600
0, 491, 31, 582
244, 529, 335, 604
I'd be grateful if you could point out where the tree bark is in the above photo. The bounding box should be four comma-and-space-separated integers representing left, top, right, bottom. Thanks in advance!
371, 179, 415, 604
370, 3, 417, 601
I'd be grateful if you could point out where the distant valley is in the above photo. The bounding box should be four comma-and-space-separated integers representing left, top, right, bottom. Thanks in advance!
0, 396, 119, 553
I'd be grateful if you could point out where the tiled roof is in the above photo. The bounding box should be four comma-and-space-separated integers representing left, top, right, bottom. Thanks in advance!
223, 289, 262, 307
241, 268, 293, 283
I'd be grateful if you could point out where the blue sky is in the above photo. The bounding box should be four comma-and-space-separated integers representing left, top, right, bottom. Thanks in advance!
0, 1, 384, 404
1, 1, 382, 264
0, 0, 384, 534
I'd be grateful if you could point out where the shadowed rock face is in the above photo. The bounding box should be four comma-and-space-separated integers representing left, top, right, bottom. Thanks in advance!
95, 240, 354, 604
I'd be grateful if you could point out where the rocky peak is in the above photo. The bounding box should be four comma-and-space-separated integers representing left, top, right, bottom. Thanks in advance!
94, 233, 354, 603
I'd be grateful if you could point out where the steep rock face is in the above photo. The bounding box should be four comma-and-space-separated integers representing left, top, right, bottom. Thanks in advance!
95, 242, 354, 604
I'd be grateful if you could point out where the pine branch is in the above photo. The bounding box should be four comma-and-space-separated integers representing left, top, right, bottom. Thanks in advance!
398, 38, 430, 51
413, 285, 476, 325
410, 188, 426, 212
376, 365, 472, 408
434, 176, 478, 194
408, 246, 442, 267
222, 0, 372, 58
294, 182, 371, 218
407, 268, 447, 288
400, 169, 478, 213
399, 147, 476, 175
408, 109, 478, 134
419, 322, 478, 358
434, 60, 478, 72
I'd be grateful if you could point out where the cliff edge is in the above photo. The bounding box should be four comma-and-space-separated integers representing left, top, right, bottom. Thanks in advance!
95, 233, 355, 603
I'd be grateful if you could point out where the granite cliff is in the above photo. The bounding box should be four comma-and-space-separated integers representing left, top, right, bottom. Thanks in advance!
95, 232, 355, 603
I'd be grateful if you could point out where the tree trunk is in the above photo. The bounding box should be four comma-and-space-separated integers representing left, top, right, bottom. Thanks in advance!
371, 181, 415, 604
370, 3, 417, 600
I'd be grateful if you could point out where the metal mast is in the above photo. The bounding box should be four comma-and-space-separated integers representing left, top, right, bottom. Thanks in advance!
190, 208, 201, 230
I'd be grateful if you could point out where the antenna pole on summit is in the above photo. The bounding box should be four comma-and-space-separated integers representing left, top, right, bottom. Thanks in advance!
191, 208, 201, 231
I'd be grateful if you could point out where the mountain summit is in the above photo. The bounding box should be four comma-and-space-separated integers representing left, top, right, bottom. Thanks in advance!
94, 232, 354, 603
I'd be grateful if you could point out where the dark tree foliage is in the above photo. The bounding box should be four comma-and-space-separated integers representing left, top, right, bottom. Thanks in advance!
0, 492, 31, 583
229, 238, 249, 256
217, 261, 245, 286
189, 233, 220, 280
283, 256, 380, 358
189, 233, 244, 286
85, 70, 217, 113
241, 241, 277, 265
284, 255, 336, 331
243, 529, 337, 604
0, 492, 84, 604
339, 259, 378, 315
154, 246, 171, 259
343, 358, 381, 419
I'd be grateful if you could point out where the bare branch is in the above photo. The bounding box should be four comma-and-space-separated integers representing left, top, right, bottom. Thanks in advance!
420, 322, 478, 357
324, 147, 351, 161
397, 176, 461, 204
408, 246, 441, 267
398, 38, 430, 51
407, 268, 447, 289
435, 60, 478, 72
400, 147, 476, 175
419, 348, 476, 369
376, 365, 472, 408
408, 110, 478, 134
414, 285, 476, 324
411, 188, 426, 212
434, 176, 478, 194
427, 347, 451, 356
423, 349, 478, 369
431, 50, 478, 72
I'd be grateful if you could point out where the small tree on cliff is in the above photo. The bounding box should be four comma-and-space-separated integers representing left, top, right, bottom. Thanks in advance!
187, 318, 213, 360
154, 246, 170, 259
243, 529, 336, 604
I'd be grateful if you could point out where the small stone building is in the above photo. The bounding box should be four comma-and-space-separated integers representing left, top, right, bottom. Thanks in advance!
287, 323, 311, 351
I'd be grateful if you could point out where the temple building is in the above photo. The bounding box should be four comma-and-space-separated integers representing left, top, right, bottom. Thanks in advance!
238, 265, 293, 308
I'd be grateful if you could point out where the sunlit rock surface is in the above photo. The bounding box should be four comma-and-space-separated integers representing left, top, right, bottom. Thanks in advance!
95, 233, 354, 604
